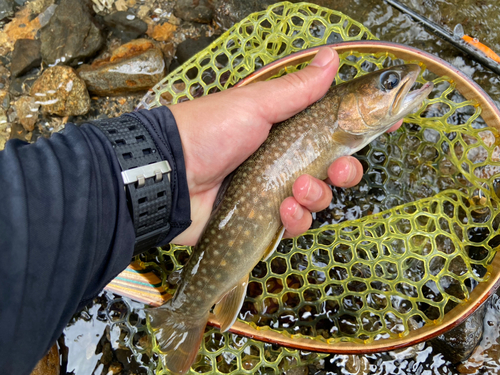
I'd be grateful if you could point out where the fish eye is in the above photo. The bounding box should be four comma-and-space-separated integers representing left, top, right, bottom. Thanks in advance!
380, 72, 400, 91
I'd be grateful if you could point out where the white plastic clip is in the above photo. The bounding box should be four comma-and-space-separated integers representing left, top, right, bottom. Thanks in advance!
121, 161, 171, 187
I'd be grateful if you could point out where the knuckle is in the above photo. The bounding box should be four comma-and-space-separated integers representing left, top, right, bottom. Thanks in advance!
282, 71, 309, 92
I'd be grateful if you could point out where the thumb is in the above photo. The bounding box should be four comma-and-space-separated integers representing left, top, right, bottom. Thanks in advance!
243, 47, 339, 124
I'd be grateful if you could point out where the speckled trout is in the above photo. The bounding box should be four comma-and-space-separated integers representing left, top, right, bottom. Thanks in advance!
148, 64, 433, 374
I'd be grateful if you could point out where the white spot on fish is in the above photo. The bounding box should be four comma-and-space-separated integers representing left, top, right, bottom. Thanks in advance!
219, 204, 238, 230
191, 251, 204, 275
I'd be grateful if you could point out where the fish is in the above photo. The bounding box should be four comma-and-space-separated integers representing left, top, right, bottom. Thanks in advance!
147, 63, 434, 374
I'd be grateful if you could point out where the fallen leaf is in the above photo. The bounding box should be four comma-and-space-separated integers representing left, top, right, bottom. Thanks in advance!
147, 22, 177, 42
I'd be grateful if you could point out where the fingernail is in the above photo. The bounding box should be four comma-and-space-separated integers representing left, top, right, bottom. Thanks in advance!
291, 202, 304, 221
309, 48, 335, 68
303, 177, 322, 202
343, 157, 358, 185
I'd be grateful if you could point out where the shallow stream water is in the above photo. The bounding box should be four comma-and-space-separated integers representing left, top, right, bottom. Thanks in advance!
305, 0, 500, 108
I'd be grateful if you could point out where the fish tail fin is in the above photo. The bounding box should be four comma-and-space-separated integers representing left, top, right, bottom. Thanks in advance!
148, 304, 208, 374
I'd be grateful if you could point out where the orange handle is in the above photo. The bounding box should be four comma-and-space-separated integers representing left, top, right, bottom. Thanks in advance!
462, 35, 500, 64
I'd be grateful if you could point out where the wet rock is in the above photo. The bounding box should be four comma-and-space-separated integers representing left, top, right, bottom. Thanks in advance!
0, 64, 10, 86
30, 343, 59, 375
345, 355, 369, 375
209, 0, 277, 30
389, 317, 426, 360
35, 2, 56, 27
0, 108, 9, 150
147, 22, 177, 42
30, 65, 90, 116
282, 366, 308, 375
2, 7, 42, 53
77, 39, 165, 96
158, 40, 176, 70
1, 1, 56, 53
114, 0, 127, 12
102, 11, 147, 42
0, 91, 9, 110
10, 39, 42, 78
108, 362, 123, 374
174, 0, 213, 24
92, 0, 114, 14
9, 73, 38, 97
457, 350, 484, 374
27, 0, 55, 14
458, 294, 500, 374
8, 77, 23, 96
13, 96, 39, 131
431, 303, 487, 364
390, 342, 426, 361
40, 0, 104, 66
174, 35, 216, 66
0, 0, 14, 22
137, 5, 150, 19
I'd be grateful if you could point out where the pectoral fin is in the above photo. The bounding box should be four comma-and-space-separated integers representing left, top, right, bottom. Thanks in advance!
262, 226, 285, 261
214, 274, 249, 332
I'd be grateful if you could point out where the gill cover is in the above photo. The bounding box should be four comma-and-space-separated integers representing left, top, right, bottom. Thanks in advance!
337, 64, 422, 134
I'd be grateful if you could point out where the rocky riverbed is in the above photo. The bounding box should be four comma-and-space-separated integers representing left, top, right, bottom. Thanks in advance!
1, 0, 500, 374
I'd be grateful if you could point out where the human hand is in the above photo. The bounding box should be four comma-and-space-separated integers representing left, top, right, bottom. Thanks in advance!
170, 47, 402, 245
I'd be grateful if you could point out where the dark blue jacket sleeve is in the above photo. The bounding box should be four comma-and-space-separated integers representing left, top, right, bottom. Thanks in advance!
0, 106, 190, 374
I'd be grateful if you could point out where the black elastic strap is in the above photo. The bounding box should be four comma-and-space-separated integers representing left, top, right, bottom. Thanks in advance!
91, 116, 172, 255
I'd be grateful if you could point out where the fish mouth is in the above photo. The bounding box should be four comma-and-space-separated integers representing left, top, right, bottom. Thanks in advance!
401, 81, 434, 110
392, 69, 434, 117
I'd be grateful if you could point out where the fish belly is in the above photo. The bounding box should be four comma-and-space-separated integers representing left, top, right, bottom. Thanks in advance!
176, 104, 349, 311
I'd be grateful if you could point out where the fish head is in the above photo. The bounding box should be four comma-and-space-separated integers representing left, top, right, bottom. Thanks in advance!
337, 64, 433, 141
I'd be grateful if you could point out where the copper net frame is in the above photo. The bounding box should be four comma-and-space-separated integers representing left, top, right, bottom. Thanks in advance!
106, 41, 500, 356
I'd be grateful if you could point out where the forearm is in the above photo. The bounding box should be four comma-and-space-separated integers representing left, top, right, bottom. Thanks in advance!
0, 106, 189, 374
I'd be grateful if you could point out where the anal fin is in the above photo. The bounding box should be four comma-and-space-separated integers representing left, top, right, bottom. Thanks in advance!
214, 274, 249, 332
262, 226, 285, 261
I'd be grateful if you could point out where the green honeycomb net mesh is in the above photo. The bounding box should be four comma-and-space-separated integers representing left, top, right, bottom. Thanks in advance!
116, 1, 500, 373
96, 294, 325, 374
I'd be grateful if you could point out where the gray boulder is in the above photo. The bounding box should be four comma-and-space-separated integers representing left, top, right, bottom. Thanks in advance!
10, 39, 42, 78
102, 11, 148, 42
174, 0, 213, 24
431, 303, 487, 363
209, 0, 278, 30
77, 39, 165, 96
0, 0, 14, 22
40, 0, 104, 66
